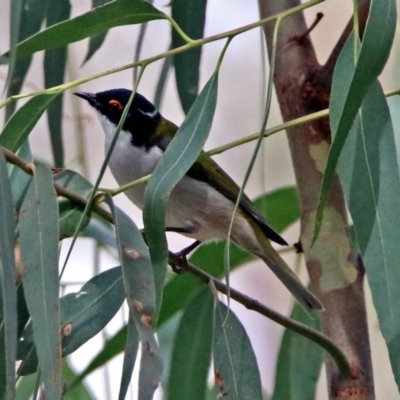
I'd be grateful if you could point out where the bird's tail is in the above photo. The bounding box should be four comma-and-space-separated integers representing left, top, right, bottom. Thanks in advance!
258, 240, 324, 312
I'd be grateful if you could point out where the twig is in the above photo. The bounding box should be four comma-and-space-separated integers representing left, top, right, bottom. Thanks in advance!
3, 145, 351, 377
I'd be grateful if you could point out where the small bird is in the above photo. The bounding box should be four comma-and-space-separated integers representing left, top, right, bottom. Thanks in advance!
75, 89, 323, 311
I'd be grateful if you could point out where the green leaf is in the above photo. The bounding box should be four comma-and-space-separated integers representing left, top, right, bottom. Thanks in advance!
2, 0, 166, 61
60, 267, 125, 357
143, 72, 219, 315
118, 314, 139, 400
0, 93, 59, 152
5, 0, 23, 91
172, 0, 207, 113
82, 0, 111, 65
272, 301, 322, 400
315, 0, 397, 238
167, 288, 214, 400
8, 141, 33, 211
81, 218, 117, 249
19, 163, 62, 398
338, 80, 400, 388
53, 170, 94, 238
18, 266, 126, 375
213, 301, 262, 400
6, 0, 47, 118
257, 187, 300, 233
158, 187, 299, 327
0, 148, 17, 400
107, 197, 163, 400
44, 0, 71, 167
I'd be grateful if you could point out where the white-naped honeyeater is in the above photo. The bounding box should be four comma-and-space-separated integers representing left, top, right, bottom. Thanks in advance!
74, 89, 323, 312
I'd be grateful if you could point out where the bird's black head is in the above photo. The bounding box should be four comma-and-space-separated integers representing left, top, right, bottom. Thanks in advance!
74, 89, 161, 147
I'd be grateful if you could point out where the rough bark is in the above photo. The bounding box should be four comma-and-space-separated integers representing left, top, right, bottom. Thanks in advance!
259, 1, 374, 399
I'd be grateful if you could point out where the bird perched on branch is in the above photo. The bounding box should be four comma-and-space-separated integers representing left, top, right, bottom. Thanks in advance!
75, 89, 323, 311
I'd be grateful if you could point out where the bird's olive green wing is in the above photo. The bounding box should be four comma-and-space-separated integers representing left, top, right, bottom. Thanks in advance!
187, 155, 288, 246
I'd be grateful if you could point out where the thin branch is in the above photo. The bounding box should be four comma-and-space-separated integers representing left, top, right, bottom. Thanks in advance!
168, 252, 351, 378
3, 145, 351, 377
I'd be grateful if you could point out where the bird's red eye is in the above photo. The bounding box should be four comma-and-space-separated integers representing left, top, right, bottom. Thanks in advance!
109, 99, 123, 110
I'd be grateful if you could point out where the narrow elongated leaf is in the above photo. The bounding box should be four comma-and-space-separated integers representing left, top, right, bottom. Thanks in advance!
272, 300, 322, 400
5, 0, 23, 91
0, 149, 17, 400
19, 163, 61, 398
18, 266, 126, 375
82, 0, 111, 64
172, 0, 207, 113
60, 266, 125, 356
8, 141, 33, 211
2, 0, 166, 61
107, 197, 162, 400
118, 314, 139, 400
143, 72, 219, 315
54, 170, 94, 238
0, 93, 59, 152
44, 0, 71, 167
81, 218, 117, 249
158, 187, 299, 327
315, 0, 397, 237
213, 301, 262, 400
338, 80, 400, 388
6, 0, 47, 118
167, 288, 214, 400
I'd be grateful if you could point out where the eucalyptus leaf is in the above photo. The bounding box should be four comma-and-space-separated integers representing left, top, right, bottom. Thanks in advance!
172, 0, 207, 113
118, 314, 139, 400
107, 197, 162, 400
6, 0, 47, 118
44, 0, 71, 167
213, 301, 262, 400
143, 72, 219, 315
18, 266, 126, 374
167, 288, 214, 400
0, 147, 17, 400
338, 80, 400, 388
19, 163, 62, 398
272, 300, 322, 400
53, 169, 94, 238
82, 0, 112, 65
8, 141, 32, 211
315, 0, 397, 238
1, 0, 167, 61
0, 94, 59, 153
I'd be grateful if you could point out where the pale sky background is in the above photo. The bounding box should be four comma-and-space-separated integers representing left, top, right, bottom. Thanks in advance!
1, 0, 400, 399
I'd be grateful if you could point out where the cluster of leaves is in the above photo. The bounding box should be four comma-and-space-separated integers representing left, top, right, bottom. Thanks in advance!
0, 0, 400, 399
0, 1, 327, 399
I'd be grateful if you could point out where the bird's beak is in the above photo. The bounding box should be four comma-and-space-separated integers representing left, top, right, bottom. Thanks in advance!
74, 92, 97, 107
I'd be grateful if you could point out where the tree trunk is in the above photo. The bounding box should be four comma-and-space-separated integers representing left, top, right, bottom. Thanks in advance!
259, 1, 375, 399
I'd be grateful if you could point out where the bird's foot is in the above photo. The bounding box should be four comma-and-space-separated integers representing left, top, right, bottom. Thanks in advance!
170, 240, 201, 274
